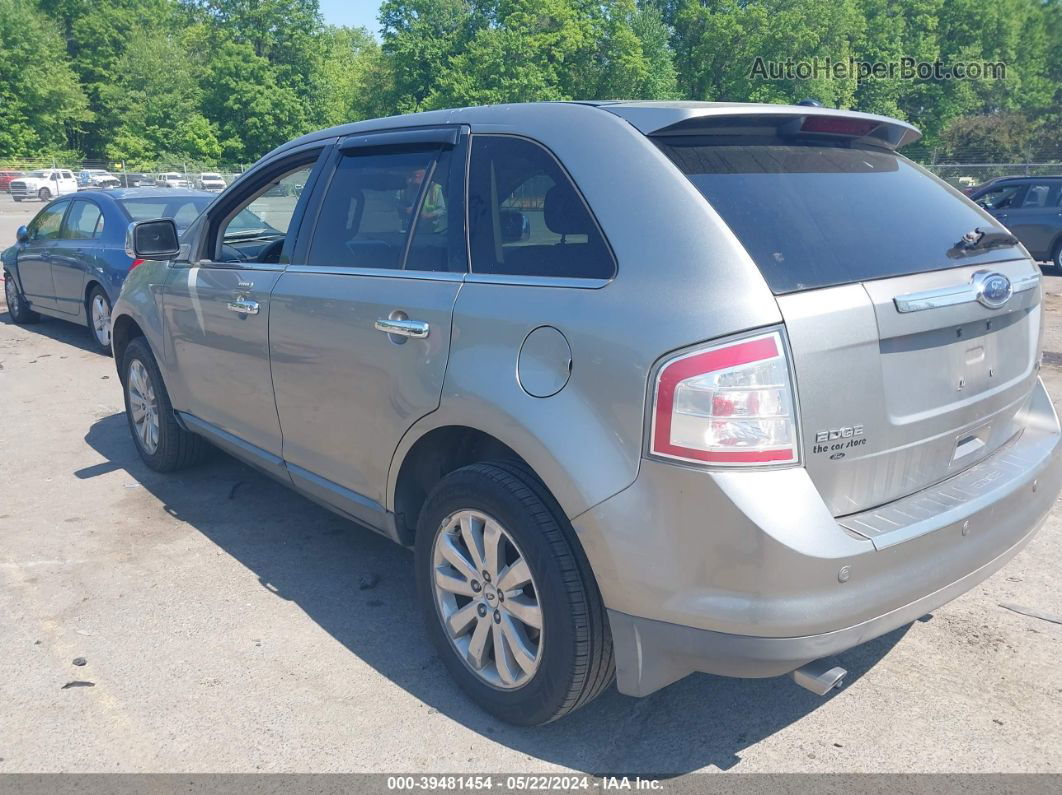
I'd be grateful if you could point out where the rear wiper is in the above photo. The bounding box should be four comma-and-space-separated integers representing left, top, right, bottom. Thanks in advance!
947, 227, 1020, 258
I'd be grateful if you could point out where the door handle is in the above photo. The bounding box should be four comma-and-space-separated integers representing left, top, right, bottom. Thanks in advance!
375, 317, 429, 338
227, 298, 259, 315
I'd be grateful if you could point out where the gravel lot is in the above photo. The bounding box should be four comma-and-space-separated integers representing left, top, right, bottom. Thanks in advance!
1, 192, 1060, 775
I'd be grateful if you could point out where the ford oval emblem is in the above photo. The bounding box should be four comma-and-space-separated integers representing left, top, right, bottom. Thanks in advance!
972, 271, 1012, 309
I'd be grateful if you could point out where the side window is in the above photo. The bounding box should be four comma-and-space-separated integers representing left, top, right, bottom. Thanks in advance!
215, 163, 315, 264
977, 184, 1022, 210
307, 147, 456, 271
467, 136, 614, 279
63, 200, 104, 240
1019, 184, 1051, 209
29, 202, 68, 241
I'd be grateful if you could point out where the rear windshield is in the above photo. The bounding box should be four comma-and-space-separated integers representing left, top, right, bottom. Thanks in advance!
119, 197, 212, 229
655, 139, 1023, 294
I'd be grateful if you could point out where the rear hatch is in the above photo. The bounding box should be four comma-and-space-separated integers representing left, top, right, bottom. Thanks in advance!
648, 110, 1041, 516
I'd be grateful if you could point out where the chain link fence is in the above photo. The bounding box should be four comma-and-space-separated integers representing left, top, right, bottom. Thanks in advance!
3, 157, 1060, 195
923, 162, 1062, 189
0, 159, 250, 191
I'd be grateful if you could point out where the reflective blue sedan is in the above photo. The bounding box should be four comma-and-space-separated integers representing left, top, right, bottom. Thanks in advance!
2, 188, 216, 353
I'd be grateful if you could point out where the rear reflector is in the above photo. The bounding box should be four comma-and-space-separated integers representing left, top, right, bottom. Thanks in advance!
651, 330, 799, 466
800, 115, 879, 137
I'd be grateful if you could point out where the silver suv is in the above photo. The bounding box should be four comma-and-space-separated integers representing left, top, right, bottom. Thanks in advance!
111, 102, 1062, 725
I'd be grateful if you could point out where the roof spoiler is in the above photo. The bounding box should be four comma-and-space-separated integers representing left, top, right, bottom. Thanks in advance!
604, 104, 921, 151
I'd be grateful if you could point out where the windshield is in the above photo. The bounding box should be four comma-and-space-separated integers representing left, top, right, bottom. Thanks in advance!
655, 139, 1023, 294
119, 196, 213, 229
26, 170, 48, 178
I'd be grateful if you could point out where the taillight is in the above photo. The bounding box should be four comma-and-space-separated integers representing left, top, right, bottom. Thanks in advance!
800, 115, 879, 137
130, 259, 145, 270
650, 330, 799, 466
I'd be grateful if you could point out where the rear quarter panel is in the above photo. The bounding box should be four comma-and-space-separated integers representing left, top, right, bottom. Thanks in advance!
388, 104, 783, 519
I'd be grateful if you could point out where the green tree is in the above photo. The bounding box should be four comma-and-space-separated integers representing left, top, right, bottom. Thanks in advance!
37, 0, 175, 156
670, 0, 863, 108
98, 32, 221, 165
0, 0, 90, 157
200, 39, 306, 162
422, 0, 680, 107
379, 0, 476, 112
311, 25, 386, 127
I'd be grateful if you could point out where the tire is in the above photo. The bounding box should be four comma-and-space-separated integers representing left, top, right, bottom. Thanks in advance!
12, 197, 21, 203
86, 285, 113, 355
1051, 239, 1062, 274
4, 270, 40, 323
415, 461, 614, 725
37, 187, 50, 202
121, 337, 210, 472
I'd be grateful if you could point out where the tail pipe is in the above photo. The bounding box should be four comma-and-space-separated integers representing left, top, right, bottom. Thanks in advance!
791, 659, 847, 696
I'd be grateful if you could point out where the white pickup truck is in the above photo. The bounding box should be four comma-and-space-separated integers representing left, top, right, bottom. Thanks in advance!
9, 169, 79, 202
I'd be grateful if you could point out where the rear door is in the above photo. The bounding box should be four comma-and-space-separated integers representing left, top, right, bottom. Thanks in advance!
16, 200, 70, 311
51, 198, 104, 316
998, 181, 1062, 259
657, 133, 1039, 516
268, 126, 467, 523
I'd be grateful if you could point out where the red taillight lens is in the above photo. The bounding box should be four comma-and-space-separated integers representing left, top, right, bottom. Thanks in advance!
800, 115, 879, 137
130, 258, 145, 270
650, 330, 799, 466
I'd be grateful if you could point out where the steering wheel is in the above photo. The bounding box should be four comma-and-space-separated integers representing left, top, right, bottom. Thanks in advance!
220, 243, 249, 263
258, 238, 285, 264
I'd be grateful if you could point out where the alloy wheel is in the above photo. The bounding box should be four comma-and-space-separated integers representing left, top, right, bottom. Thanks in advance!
91, 294, 111, 347
5, 277, 18, 315
127, 359, 160, 454
431, 509, 544, 689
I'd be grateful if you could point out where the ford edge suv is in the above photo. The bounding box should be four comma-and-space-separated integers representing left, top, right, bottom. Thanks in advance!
109, 101, 1062, 725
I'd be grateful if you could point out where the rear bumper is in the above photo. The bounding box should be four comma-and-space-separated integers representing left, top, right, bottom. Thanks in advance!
573, 378, 1061, 697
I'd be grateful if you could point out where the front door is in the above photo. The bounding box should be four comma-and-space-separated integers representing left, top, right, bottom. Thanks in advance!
16, 200, 70, 311
1000, 181, 1062, 259
268, 128, 467, 524
163, 156, 322, 459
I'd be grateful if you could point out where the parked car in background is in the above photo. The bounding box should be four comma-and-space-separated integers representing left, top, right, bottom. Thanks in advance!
8, 169, 78, 202
0, 170, 25, 192
116, 173, 150, 188
2, 188, 216, 353
108, 102, 1060, 725
969, 176, 1062, 270
156, 172, 190, 188
78, 169, 121, 189
196, 172, 227, 192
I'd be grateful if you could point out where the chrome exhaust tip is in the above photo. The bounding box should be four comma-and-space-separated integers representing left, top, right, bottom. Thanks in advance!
791, 659, 847, 696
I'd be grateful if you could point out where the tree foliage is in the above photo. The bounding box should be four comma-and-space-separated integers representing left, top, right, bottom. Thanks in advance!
2, 0, 1059, 165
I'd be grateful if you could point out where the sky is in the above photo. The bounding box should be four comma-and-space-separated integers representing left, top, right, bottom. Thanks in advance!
319, 0, 382, 35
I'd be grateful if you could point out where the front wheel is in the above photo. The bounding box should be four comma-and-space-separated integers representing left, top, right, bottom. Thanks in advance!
87, 285, 112, 355
37, 187, 51, 202
4, 271, 40, 323
415, 462, 614, 725
122, 337, 210, 471
1051, 239, 1062, 274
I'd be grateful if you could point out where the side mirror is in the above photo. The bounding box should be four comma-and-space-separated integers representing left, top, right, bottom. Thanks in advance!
16, 225, 29, 243
126, 219, 180, 259
499, 209, 530, 243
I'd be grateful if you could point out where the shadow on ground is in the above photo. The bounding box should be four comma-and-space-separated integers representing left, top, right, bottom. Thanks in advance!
83, 412, 907, 774
0, 309, 104, 355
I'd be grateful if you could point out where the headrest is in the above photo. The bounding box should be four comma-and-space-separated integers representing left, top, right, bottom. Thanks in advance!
543, 185, 590, 236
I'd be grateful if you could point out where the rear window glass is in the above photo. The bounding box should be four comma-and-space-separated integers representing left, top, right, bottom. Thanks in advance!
656, 140, 1022, 294
120, 197, 212, 229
